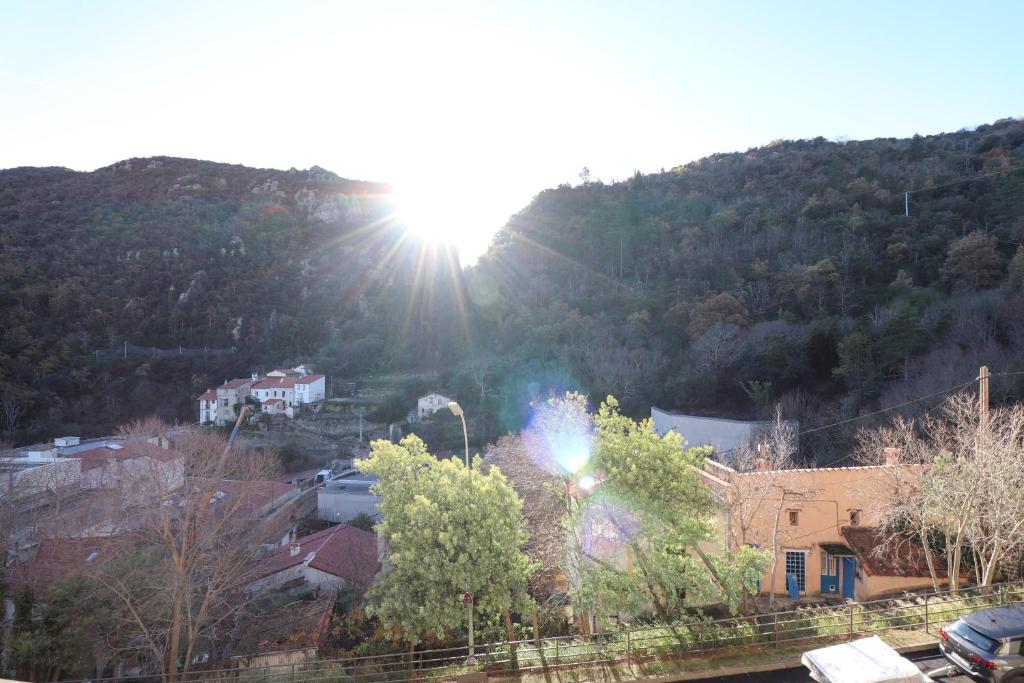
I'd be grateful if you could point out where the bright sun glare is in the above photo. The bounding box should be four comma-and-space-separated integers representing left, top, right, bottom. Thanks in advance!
394, 182, 510, 266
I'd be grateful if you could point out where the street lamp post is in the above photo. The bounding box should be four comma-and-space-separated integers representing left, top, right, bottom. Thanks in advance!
447, 401, 469, 467
448, 401, 474, 663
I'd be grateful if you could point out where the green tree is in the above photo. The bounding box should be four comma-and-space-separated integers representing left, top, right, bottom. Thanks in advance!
357, 435, 536, 646
13, 576, 122, 681
568, 397, 769, 623
1008, 246, 1024, 290
941, 232, 1002, 289
687, 292, 750, 340
348, 512, 375, 532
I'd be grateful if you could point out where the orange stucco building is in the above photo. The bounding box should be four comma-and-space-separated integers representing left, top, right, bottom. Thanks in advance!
700, 458, 945, 601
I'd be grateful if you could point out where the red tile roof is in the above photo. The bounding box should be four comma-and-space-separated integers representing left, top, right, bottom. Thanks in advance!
7, 537, 120, 595
253, 377, 299, 390
222, 378, 253, 390
250, 524, 379, 585
264, 398, 285, 405
199, 389, 218, 401
294, 374, 325, 385
76, 440, 180, 471
841, 526, 947, 579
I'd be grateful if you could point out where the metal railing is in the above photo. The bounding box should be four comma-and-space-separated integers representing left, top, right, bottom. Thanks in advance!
54, 581, 1024, 683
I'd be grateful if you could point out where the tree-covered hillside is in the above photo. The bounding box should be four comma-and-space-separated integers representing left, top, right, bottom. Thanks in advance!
0, 157, 464, 441
5, 119, 1024, 460
468, 118, 1024, 460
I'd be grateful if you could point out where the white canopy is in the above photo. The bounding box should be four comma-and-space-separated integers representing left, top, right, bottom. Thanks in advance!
801, 637, 934, 683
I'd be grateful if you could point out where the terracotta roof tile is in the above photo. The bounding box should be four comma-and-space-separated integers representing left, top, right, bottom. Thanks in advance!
253, 377, 298, 390
841, 526, 946, 579
249, 524, 379, 584
7, 537, 120, 595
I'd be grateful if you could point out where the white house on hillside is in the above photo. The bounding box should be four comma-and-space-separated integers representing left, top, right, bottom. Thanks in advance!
417, 393, 453, 420
199, 378, 255, 426
198, 366, 326, 423
251, 374, 326, 415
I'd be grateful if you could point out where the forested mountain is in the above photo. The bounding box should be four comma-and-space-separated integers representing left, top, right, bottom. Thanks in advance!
4, 118, 1024, 460
0, 158, 465, 442
467, 117, 1024, 459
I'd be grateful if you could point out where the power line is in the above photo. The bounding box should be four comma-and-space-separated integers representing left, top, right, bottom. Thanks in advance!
714, 375, 980, 467
903, 165, 1024, 216
716, 369, 1024, 466
906, 165, 1024, 197
797, 376, 980, 439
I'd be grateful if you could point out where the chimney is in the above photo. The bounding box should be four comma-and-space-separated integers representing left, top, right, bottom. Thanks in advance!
289, 543, 301, 557
883, 447, 901, 466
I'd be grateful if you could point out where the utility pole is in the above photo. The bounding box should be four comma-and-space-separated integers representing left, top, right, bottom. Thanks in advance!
979, 365, 990, 427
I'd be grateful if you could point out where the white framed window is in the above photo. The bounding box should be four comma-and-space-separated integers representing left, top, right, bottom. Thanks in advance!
785, 550, 808, 592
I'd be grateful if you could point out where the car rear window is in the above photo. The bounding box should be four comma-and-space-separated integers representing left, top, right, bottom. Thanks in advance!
949, 620, 1000, 653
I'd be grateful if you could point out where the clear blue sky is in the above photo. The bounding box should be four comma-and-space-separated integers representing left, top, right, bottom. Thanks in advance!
2, 1, 1023, 261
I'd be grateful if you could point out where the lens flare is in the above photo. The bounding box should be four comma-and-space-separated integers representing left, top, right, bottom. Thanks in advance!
578, 495, 640, 561
521, 397, 594, 476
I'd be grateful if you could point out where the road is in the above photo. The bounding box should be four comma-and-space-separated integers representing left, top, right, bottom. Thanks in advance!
694, 647, 973, 682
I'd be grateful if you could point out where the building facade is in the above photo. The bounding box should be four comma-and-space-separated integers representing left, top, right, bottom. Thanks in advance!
417, 393, 453, 420
198, 367, 326, 423
700, 458, 938, 601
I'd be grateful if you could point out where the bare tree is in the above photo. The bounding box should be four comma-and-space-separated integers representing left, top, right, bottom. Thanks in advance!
855, 419, 947, 592
90, 422, 280, 681
723, 408, 805, 610
859, 393, 1024, 591
0, 396, 22, 437
487, 433, 567, 581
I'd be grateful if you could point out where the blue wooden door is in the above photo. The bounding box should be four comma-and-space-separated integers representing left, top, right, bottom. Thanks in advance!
820, 552, 839, 594
786, 573, 800, 600
841, 557, 857, 599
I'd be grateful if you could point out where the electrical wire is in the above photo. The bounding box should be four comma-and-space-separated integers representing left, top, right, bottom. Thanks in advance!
905, 165, 1024, 197
798, 376, 980, 438
711, 375, 981, 468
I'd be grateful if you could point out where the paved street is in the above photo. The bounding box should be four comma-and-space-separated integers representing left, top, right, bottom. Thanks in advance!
694, 647, 974, 682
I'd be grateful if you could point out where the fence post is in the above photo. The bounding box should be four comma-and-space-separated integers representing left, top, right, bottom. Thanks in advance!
924, 596, 929, 634
289, 663, 295, 683
555, 638, 560, 666
626, 629, 632, 660
848, 603, 854, 636
773, 613, 779, 642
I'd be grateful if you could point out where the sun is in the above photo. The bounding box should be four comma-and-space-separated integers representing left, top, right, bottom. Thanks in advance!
396, 186, 462, 245
394, 183, 499, 266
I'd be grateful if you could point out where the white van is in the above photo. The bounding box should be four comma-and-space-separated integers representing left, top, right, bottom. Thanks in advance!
802, 637, 935, 683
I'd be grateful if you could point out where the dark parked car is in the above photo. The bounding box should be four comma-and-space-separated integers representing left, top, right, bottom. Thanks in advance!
940, 605, 1024, 681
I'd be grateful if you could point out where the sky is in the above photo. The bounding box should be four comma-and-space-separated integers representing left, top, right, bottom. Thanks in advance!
3, 0, 1024, 263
